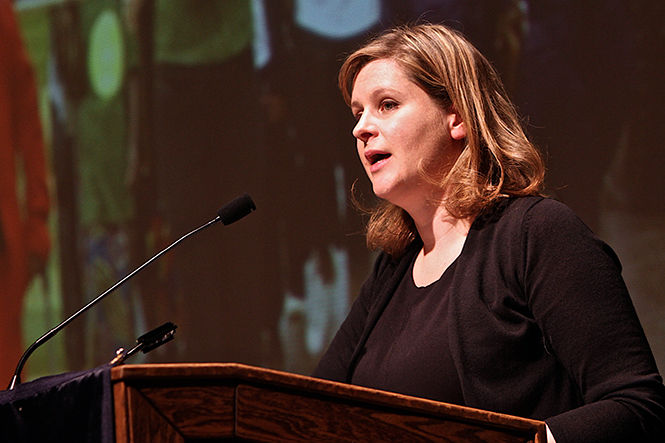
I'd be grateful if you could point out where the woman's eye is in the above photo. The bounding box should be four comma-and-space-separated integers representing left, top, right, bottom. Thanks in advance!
380, 100, 397, 112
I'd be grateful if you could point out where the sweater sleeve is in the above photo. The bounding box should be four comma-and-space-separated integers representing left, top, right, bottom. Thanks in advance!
312, 252, 390, 382
523, 199, 665, 442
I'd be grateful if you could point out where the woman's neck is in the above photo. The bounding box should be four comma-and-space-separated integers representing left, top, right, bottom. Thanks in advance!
411, 203, 472, 287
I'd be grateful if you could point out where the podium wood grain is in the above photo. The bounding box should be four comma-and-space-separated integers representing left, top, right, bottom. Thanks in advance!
112, 363, 546, 442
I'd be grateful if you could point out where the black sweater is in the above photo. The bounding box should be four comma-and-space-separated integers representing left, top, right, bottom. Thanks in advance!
313, 197, 665, 442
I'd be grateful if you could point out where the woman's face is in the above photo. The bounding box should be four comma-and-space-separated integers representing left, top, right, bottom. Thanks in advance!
350, 58, 465, 211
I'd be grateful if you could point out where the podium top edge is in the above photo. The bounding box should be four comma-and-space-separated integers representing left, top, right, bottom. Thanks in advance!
111, 362, 545, 435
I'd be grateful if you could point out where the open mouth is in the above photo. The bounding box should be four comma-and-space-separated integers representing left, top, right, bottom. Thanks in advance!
368, 152, 391, 165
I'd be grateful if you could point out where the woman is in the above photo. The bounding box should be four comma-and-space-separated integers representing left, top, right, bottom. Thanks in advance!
312, 24, 665, 442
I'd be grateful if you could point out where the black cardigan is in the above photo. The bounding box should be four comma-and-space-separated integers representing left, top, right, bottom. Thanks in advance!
313, 196, 665, 442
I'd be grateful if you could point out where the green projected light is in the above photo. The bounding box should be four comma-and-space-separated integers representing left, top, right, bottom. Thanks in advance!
88, 8, 124, 100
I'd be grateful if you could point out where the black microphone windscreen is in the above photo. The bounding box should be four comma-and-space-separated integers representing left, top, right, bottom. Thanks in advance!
217, 193, 256, 225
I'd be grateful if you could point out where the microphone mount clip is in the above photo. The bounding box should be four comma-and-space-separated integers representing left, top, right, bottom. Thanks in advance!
110, 322, 178, 366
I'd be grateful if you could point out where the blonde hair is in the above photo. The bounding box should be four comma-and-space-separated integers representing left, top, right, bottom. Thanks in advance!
340, 24, 545, 257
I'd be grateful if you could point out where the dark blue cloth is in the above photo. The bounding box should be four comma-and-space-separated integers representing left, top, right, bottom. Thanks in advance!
0, 364, 113, 443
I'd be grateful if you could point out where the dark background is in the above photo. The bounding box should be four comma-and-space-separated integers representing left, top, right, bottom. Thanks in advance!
11, 0, 665, 381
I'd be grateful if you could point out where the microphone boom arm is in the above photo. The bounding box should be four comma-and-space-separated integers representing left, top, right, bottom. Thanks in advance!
7, 215, 222, 390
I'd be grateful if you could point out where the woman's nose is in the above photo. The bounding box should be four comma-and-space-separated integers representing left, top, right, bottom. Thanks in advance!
352, 113, 376, 144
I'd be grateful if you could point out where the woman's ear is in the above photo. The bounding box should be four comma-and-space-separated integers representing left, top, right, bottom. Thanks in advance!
447, 107, 466, 141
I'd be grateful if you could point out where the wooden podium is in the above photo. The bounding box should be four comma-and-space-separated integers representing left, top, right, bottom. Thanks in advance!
111, 363, 546, 442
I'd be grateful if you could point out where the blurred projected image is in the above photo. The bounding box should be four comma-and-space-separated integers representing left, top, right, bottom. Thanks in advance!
6, 0, 663, 383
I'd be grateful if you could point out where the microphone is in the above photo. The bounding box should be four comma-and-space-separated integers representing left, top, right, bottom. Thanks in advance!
218, 193, 256, 225
7, 194, 256, 390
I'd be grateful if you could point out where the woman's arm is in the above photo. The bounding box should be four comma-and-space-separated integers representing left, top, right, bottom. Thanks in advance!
524, 199, 665, 442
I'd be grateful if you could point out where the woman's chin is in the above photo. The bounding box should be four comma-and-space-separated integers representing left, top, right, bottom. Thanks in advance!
371, 184, 392, 201
372, 187, 405, 208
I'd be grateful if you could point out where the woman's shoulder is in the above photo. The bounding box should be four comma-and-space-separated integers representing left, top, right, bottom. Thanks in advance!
511, 196, 592, 238
471, 196, 602, 259
372, 240, 421, 276
479, 196, 586, 231
497, 196, 622, 267
363, 240, 421, 294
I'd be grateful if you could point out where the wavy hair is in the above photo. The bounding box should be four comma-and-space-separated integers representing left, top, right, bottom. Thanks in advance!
340, 24, 545, 257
